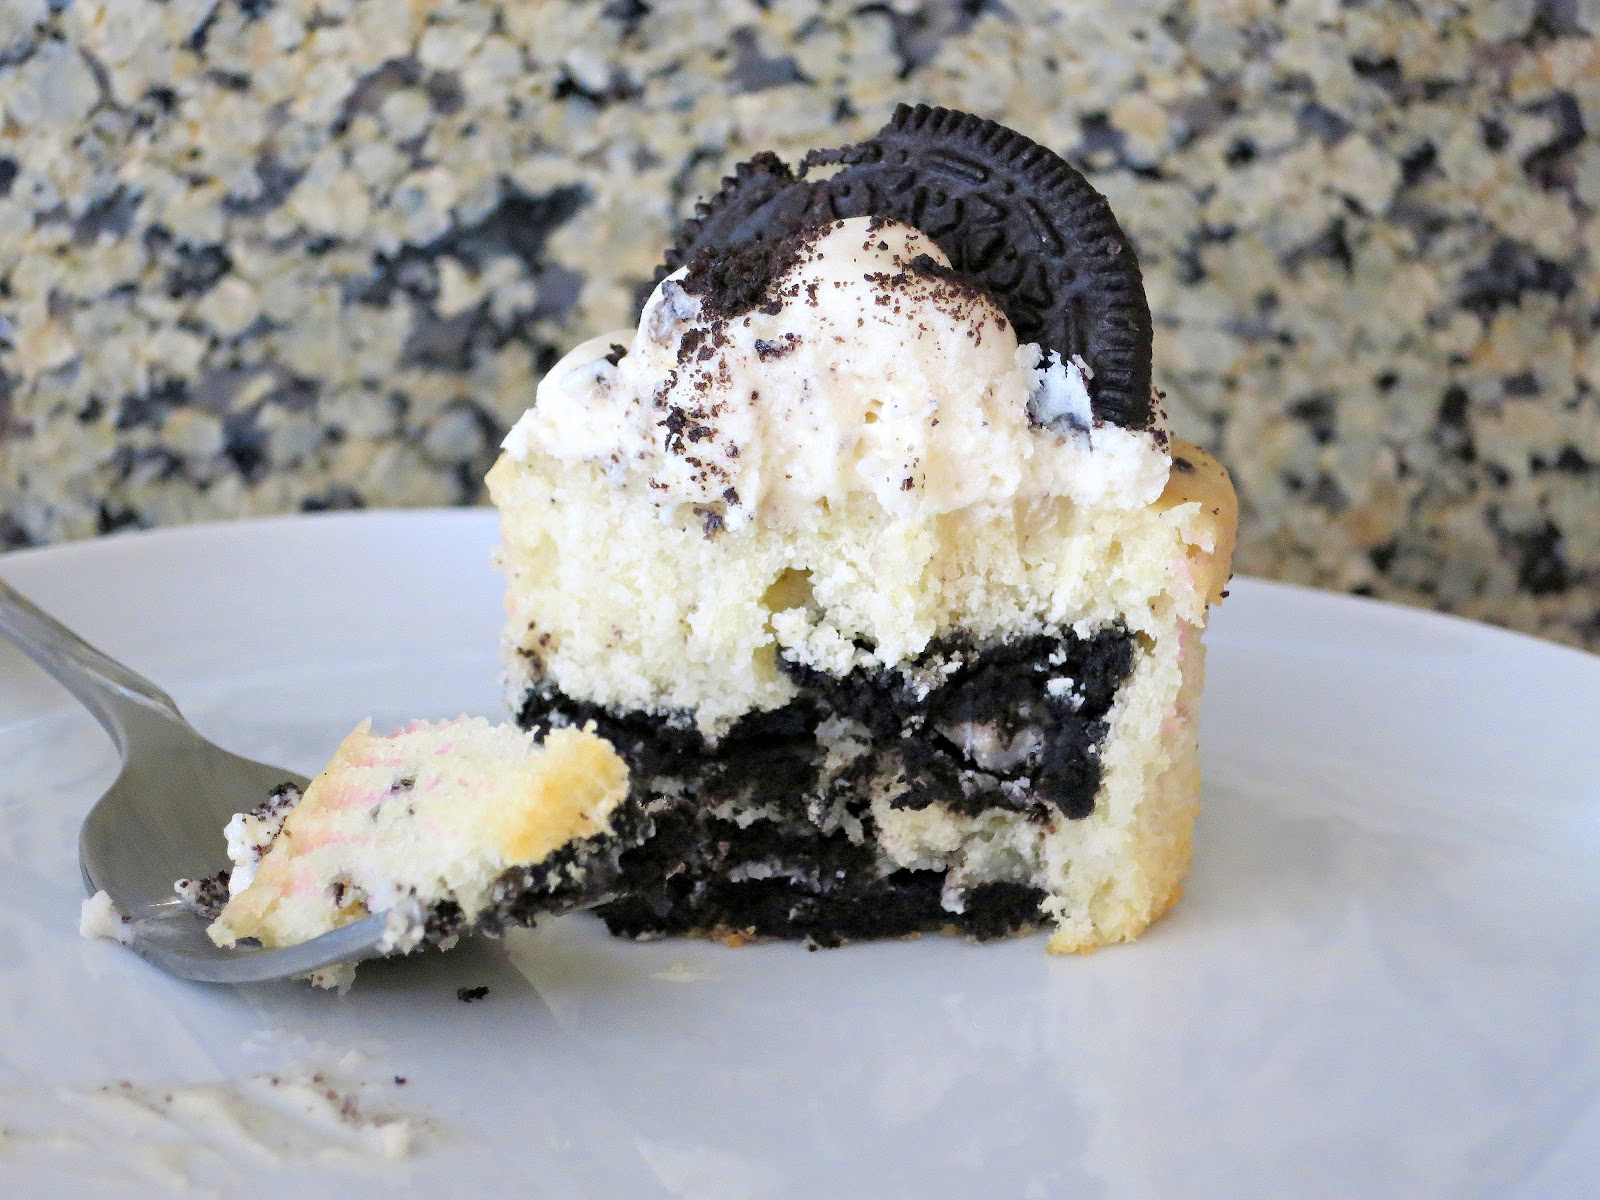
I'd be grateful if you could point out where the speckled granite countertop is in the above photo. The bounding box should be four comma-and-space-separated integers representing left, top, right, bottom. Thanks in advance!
1, 0, 1596, 650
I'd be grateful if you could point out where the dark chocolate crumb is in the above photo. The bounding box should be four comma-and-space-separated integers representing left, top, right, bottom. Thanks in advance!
754, 333, 800, 360
697, 506, 725, 538
907, 252, 955, 282
676, 326, 707, 363
659, 406, 688, 453
456, 986, 490, 1003
266, 781, 302, 805
1172, 456, 1195, 473
679, 223, 826, 321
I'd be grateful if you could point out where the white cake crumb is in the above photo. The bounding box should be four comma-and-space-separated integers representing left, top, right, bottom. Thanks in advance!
222, 784, 298, 896
306, 964, 357, 994
79, 890, 133, 945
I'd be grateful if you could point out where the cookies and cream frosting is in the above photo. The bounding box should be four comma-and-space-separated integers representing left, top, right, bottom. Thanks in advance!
503, 217, 1169, 528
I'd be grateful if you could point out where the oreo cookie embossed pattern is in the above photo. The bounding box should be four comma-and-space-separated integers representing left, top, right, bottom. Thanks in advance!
663, 104, 1156, 427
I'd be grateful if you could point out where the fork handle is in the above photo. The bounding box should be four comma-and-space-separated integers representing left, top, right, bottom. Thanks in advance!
0, 576, 184, 755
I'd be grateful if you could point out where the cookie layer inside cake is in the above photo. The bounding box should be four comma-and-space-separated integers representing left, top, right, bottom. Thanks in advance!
522, 625, 1134, 944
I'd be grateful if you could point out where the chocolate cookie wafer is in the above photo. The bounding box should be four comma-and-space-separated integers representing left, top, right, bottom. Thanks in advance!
661, 103, 1155, 428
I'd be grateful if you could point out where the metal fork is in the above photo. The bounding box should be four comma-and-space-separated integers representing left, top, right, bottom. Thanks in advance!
0, 576, 387, 983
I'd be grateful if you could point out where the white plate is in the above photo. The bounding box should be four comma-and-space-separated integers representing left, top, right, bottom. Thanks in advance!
1, 511, 1597, 1198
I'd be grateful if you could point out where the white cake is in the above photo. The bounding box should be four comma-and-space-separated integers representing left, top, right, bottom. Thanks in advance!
200, 717, 632, 984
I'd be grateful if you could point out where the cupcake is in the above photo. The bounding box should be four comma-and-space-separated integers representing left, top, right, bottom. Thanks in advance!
488, 105, 1237, 953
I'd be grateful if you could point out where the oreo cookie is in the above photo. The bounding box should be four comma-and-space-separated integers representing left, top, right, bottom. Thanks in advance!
660, 104, 1155, 428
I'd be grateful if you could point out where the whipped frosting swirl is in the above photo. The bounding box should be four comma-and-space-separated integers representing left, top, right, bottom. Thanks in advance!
504, 218, 1169, 527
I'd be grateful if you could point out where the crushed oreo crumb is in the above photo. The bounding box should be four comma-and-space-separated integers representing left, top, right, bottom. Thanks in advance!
753, 333, 800, 360
173, 871, 231, 920
456, 986, 490, 1003
697, 505, 725, 538
679, 223, 827, 322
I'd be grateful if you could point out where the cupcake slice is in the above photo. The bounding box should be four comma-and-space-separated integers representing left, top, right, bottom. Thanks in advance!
488, 106, 1237, 953
200, 717, 633, 984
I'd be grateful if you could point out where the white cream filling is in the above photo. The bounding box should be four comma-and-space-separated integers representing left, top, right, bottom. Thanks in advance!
939, 720, 1046, 774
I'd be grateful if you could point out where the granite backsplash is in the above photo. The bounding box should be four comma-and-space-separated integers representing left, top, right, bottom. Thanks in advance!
0, 0, 1595, 650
